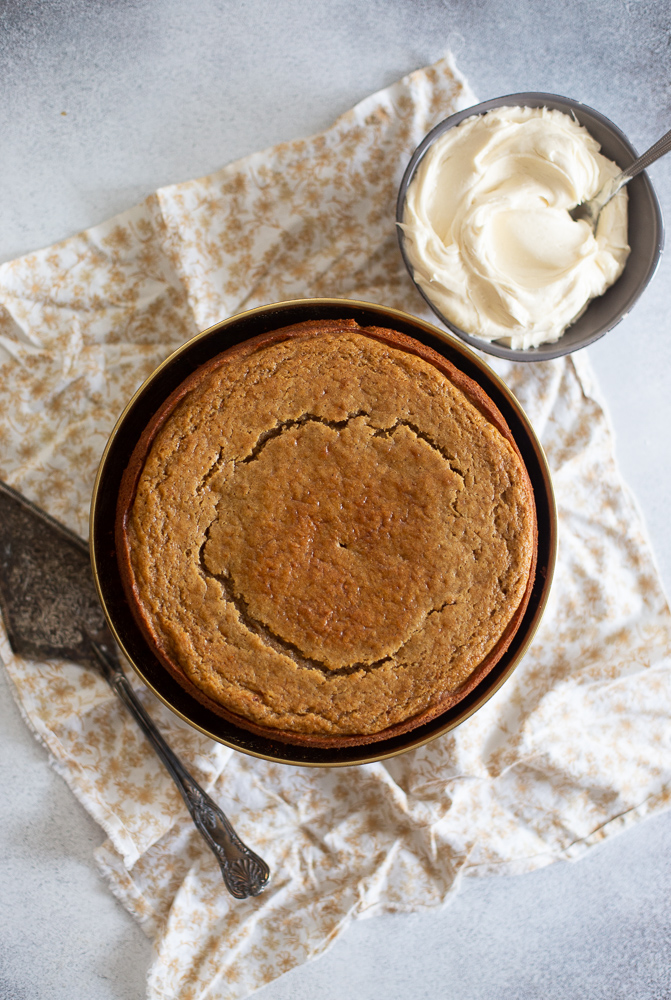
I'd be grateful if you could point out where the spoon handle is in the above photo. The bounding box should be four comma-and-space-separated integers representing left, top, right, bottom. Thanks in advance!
621, 126, 671, 182
577, 125, 671, 224
89, 637, 270, 900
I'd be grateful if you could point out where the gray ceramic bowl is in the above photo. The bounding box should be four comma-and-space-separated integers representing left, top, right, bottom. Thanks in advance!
397, 93, 664, 362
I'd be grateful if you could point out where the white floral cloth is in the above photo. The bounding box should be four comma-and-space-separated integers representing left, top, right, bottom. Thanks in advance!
1, 57, 670, 1000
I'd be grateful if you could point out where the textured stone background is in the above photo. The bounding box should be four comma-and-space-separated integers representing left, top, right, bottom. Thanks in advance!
1, 2, 670, 998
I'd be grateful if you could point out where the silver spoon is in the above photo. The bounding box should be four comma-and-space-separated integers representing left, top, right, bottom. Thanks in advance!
570, 125, 671, 230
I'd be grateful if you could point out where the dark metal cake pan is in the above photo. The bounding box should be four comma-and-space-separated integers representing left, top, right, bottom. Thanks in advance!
90, 298, 557, 767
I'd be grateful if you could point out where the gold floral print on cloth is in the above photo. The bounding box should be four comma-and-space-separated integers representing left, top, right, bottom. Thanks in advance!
1, 57, 671, 1000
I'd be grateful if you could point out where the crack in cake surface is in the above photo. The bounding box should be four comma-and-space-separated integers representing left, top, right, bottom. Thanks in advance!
198, 540, 396, 675
239, 410, 371, 465
200, 407, 472, 668
197, 411, 371, 492
198, 536, 458, 675
200, 411, 466, 490
372, 418, 466, 479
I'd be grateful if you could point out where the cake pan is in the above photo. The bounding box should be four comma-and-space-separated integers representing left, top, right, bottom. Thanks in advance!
90, 298, 557, 767
397, 93, 664, 362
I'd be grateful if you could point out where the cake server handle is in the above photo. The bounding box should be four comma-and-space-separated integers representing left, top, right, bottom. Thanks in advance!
88, 636, 270, 900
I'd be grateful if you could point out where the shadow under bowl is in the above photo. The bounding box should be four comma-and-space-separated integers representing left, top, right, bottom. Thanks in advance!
397, 93, 664, 362
90, 298, 557, 766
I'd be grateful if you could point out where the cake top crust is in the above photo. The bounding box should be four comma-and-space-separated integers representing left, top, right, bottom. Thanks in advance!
117, 319, 536, 742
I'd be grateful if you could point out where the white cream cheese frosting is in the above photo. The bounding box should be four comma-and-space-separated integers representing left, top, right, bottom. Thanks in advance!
401, 106, 630, 349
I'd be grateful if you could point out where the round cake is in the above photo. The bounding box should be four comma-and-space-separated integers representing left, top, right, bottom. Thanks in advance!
116, 318, 537, 746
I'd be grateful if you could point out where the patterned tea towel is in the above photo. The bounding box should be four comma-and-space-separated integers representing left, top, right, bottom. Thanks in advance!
1, 56, 670, 1000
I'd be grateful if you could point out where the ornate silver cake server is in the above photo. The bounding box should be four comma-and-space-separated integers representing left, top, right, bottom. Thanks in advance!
0, 480, 270, 900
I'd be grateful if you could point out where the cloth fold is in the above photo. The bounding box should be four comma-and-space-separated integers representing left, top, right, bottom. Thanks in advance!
1, 56, 670, 1000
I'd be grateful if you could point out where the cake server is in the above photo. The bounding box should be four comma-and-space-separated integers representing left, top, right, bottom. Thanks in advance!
0, 479, 270, 900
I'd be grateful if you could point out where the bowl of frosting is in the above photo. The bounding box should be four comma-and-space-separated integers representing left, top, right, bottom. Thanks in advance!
397, 93, 664, 360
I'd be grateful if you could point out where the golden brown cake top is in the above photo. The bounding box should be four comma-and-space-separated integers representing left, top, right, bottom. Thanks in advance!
118, 319, 536, 741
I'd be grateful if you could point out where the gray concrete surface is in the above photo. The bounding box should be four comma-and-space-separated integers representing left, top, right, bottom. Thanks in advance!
1, 2, 670, 998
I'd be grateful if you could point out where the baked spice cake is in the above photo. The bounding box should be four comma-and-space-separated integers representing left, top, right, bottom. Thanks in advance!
116, 319, 537, 747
